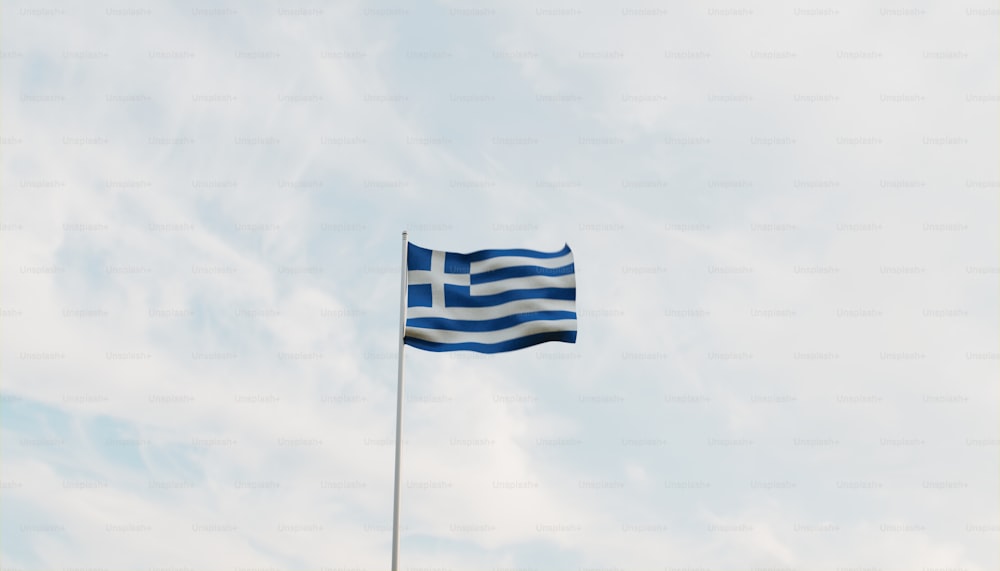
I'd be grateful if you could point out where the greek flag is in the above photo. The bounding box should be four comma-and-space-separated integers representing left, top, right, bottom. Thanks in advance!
403, 242, 577, 353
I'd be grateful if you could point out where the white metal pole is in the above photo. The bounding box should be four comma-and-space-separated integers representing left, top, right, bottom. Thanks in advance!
391, 230, 408, 571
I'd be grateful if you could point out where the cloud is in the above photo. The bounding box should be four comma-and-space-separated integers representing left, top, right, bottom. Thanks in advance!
2, 1, 997, 569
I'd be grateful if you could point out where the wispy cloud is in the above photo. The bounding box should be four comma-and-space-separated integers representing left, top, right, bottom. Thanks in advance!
2, 1, 997, 569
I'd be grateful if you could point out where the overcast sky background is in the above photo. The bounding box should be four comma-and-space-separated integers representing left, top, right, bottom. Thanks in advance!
2, 1, 998, 570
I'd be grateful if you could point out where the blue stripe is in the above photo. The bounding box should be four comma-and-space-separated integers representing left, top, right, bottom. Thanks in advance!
408, 242, 571, 271
472, 263, 575, 285
445, 284, 576, 308
407, 310, 576, 332
465, 244, 571, 263
404, 330, 577, 354
448, 244, 572, 268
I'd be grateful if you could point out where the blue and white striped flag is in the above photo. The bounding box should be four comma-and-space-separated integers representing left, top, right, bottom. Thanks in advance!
403, 242, 577, 353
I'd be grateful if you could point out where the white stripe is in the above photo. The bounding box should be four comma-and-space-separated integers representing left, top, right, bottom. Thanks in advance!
470, 272, 576, 296
470, 251, 574, 275
406, 318, 577, 345
406, 298, 576, 320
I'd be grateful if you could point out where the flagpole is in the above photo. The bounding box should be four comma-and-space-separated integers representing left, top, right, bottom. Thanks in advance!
391, 230, 408, 571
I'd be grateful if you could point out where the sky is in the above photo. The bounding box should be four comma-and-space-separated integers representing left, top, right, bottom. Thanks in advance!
1, 1, 998, 570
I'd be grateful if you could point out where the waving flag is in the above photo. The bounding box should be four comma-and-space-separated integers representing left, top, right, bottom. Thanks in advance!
403, 242, 577, 353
